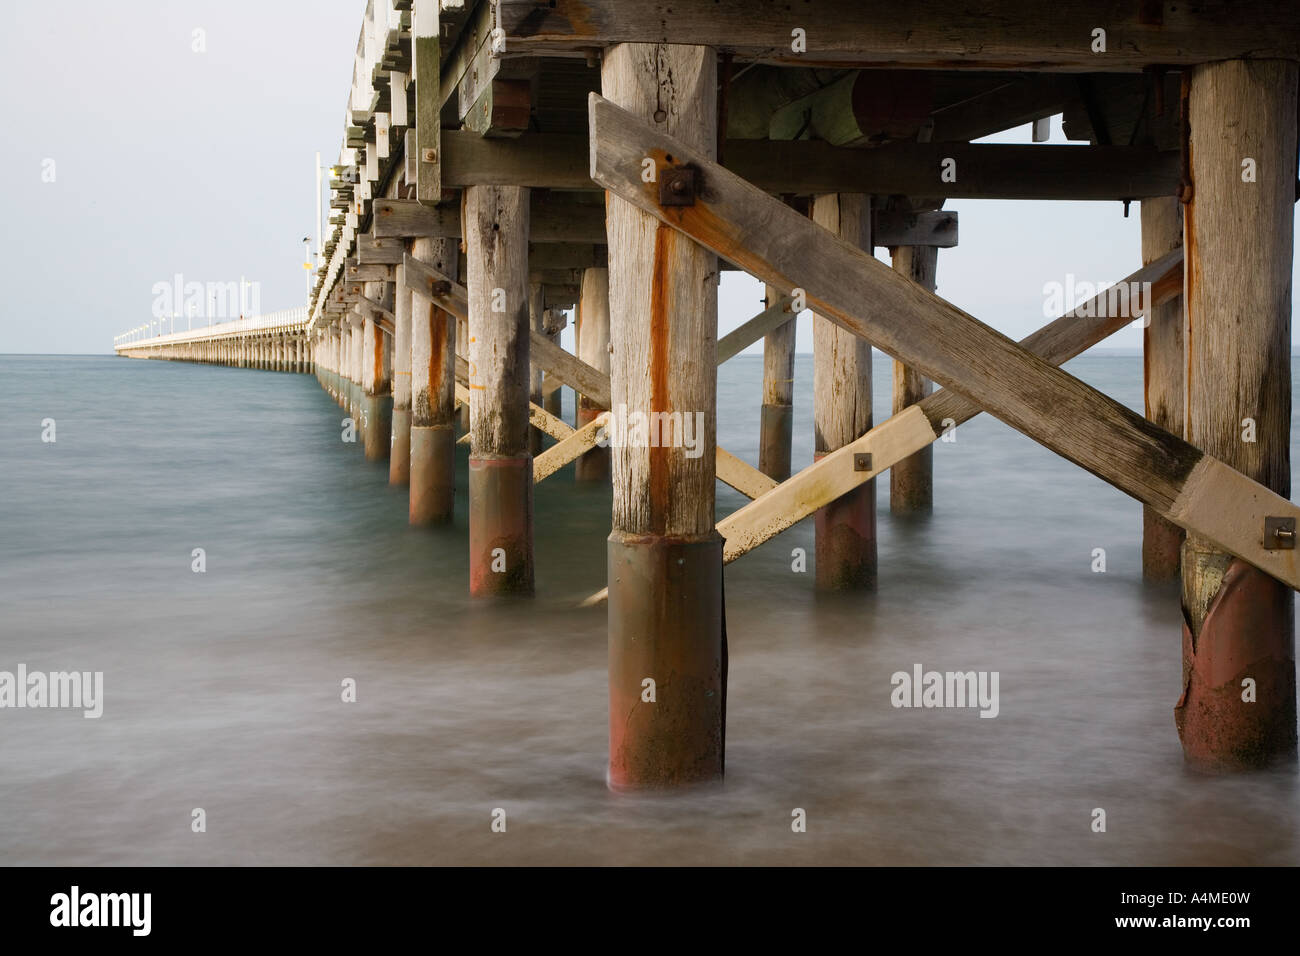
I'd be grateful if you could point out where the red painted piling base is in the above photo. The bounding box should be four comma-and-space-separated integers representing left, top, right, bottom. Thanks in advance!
608, 532, 724, 791
389, 407, 411, 485
812, 452, 877, 590
410, 425, 455, 525
468, 456, 534, 596
758, 402, 793, 482
1175, 559, 1297, 771
574, 403, 610, 482
1142, 505, 1183, 581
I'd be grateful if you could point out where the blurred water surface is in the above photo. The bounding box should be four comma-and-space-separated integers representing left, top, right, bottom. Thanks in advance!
0, 353, 1296, 865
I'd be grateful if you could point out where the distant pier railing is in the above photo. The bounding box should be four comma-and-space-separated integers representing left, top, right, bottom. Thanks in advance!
112, 306, 313, 373
113, 307, 309, 350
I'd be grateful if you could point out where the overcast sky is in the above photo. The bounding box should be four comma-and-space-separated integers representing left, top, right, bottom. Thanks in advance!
3, 1, 1296, 355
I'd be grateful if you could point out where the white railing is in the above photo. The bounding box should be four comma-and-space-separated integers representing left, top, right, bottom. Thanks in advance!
114, 307, 309, 350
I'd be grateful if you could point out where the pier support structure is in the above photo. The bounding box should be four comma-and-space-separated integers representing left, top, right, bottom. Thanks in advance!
575, 267, 611, 481
361, 280, 391, 462
1177, 58, 1298, 770
528, 282, 547, 456
1141, 197, 1185, 579
410, 237, 459, 525
759, 282, 795, 481
603, 42, 723, 789
466, 185, 534, 595
812, 193, 876, 590
390, 260, 412, 484
890, 243, 937, 514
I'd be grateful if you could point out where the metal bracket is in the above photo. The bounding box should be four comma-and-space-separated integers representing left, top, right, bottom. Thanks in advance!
853, 452, 872, 472
1264, 516, 1295, 550
659, 166, 696, 207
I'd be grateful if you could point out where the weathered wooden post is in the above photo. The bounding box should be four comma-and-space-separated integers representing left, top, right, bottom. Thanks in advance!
758, 282, 795, 481
409, 237, 459, 524
575, 266, 611, 481
890, 243, 937, 514
812, 193, 876, 589
390, 260, 412, 484
1141, 197, 1184, 579
350, 317, 364, 433
456, 312, 470, 434
1177, 59, 1297, 770
542, 308, 565, 421
361, 280, 391, 461
528, 282, 547, 456
603, 43, 723, 789
466, 185, 534, 595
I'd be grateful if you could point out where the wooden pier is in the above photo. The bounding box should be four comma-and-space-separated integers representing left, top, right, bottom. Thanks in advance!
116, 1, 1300, 784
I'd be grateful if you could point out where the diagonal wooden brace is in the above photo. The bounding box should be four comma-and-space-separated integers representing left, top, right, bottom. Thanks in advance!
589, 91, 1300, 593
406, 252, 773, 496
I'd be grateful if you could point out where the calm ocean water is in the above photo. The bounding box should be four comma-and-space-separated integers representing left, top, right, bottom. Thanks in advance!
1, 352, 1297, 865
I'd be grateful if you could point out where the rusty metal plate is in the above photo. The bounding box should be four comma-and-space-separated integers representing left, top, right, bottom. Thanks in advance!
1264, 516, 1295, 550
659, 167, 696, 206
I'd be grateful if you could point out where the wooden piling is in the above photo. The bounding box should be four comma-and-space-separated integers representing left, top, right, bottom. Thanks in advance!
759, 282, 795, 481
1141, 197, 1184, 579
890, 243, 937, 514
575, 267, 611, 481
466, 184, 534, 596
528, 282, 546, 457
812, 193, 876, 590
361, 280, 391, 461
390, 261, 412, 484
409, 237, 459, 525
603, 42, 723, 789
1177, 59, 1297, 770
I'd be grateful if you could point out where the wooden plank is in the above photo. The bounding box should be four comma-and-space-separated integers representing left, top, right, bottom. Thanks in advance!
413, 0, 441, 204
498, 0, 1300, 69
345, 261, 392, 281
589, 92, 1300, 592
727, 139, 1178, 201
874, 208, 957, 249
358, 294, 396, 323
464, 78, 534, 137
529, 326, 610, 409
437, 128, 1176, 200
439, 0, 494, 111
375, 194, 604, 241
716, 446, 778, 500
535, 414, 607, 481
716, 295, 794, 364
529, 401, 573, 442
357, 234, 406, 265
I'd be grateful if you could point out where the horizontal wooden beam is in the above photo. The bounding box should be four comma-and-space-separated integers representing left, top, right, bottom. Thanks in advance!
345, 262, 391, 282
498, 0, 1300, 70
356, 234, 406, 265
875, 208, 957, 249
438, 128, 1176, 200
375, 195, 605, 241
590, 92, 1300, 592
729, 139, 1177, 200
